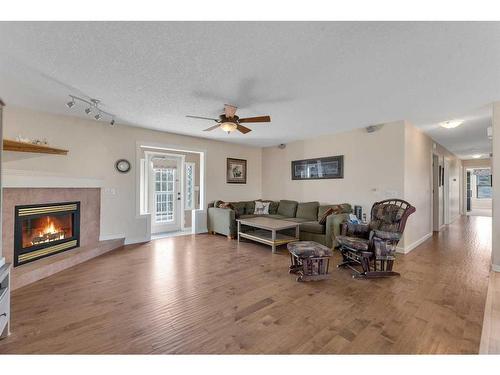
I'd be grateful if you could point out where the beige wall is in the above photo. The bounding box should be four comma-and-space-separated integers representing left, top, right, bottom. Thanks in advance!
403, 122, 433, 249
402, 122, 461, 250
2, 107, 262, 243
262, 121, 406, 218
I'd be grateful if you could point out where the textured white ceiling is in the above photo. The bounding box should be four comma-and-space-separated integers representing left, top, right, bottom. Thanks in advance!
0, 21, 499, 150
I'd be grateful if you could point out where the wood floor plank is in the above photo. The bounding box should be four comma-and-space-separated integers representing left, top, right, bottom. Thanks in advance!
0, 216, 491, 354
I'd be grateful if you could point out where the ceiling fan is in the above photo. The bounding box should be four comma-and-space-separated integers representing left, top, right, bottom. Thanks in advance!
186, 104, 271, 134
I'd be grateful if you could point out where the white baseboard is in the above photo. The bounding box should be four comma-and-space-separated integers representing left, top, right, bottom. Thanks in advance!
99, 234, 126, 241
125, 236, 151, 245
396, 232, 432, 254
492, 264, 500, 272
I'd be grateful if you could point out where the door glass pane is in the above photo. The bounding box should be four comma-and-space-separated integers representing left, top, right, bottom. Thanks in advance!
154, 167, 175, 223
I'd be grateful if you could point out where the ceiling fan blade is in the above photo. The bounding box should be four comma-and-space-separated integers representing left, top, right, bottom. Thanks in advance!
238, 115, 271, 123
203, 124, 221, 132
186, 115, 219, 122
236, 124, 252, 134
224, 104, 238, 118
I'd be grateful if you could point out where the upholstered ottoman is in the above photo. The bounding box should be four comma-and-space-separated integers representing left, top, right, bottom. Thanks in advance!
287, 241, 333, 282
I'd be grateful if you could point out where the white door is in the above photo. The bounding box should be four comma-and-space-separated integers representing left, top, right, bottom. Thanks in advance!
150, 157, 182, 234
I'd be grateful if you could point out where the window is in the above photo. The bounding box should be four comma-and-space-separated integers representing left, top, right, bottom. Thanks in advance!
185, 162, 195, 210
476, 174, 492, 199
154, 167, 175, 223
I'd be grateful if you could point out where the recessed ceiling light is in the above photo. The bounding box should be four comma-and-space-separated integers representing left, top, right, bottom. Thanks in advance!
472, 154, 482, 159
440, 120, 463, 129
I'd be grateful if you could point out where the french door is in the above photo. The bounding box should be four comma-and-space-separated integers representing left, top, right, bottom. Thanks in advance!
150, 157, 182, 234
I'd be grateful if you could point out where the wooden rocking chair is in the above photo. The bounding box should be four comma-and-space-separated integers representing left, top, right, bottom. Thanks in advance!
336, 199, 415, 279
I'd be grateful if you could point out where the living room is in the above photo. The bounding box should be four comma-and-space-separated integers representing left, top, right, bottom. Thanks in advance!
1, 3, 500, 373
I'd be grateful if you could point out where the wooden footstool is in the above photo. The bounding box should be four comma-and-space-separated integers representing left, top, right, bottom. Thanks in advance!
287, 241, 333, 282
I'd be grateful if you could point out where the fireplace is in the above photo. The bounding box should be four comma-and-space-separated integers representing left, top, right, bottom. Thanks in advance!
14, 202, 80, 266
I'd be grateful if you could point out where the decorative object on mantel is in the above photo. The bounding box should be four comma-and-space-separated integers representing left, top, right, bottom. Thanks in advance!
291, 155, 344, 180
65, 95, 116, 126
16, 135, 48, 145
226, 158, 247, 184
115, 159, 131, 173
3, 139, 68, 155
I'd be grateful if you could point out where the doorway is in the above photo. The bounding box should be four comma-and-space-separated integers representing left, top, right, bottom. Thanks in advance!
465, 167, 492, 217
432, 154, 444, 231
148, 153, 183, 234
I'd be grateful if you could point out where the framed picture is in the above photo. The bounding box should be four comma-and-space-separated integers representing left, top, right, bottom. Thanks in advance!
227, 158, 247, 184
291, 155, 344, 180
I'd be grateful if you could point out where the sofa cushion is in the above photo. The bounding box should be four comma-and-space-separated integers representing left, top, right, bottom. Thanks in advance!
244, 201, 255, 215
296, 201, 319, 220
285, 217, 309, 223
231, 202, 246, 217
317, 203, 352, 221
277, 200, 298, 217
299, 221, 326, 234
268, 214, 287, 219
239, 214, 258, 219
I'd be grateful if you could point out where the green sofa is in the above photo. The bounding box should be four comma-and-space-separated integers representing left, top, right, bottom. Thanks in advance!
207, 200, 352, 248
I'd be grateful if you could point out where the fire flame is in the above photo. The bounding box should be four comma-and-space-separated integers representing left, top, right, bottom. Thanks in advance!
39, 217, 61, 237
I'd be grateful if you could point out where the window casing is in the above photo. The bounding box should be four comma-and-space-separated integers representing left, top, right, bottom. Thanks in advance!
185, 162, 195, 210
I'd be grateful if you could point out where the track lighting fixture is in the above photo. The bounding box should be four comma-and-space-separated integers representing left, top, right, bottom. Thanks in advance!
65, 95, 116, 125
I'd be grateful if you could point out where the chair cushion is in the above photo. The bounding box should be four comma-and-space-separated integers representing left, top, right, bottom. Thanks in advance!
296, 201, 319, 220
370, 203, 405, 232
336, 235, 369, 251
287, 241, 333, 258
299, 221, 326, 234
277, 200, 298, 217
285, 217, 309, 223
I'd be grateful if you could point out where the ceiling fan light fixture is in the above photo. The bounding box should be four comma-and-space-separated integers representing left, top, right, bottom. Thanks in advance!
440, 120, 463, 129
220, 122, 237, 133
472, 154, 482, 159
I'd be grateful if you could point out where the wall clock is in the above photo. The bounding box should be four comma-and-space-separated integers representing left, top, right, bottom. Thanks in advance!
115, 159, 131, 173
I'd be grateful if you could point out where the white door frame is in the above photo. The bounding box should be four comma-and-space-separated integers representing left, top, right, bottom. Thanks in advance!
444, 159, 450, 225
136, 141, 207, 235
145, 151, 185, 234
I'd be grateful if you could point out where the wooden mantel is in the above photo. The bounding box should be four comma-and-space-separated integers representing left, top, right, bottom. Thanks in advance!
3, 139, 68, 155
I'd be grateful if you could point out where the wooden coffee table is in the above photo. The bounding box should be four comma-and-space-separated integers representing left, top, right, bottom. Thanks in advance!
237, 217, 300, 253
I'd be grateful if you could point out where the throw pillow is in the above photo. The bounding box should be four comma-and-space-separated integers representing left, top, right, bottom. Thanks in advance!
254, 200, 270, 215
220, 202, 234, 210
318, 207, 340, 225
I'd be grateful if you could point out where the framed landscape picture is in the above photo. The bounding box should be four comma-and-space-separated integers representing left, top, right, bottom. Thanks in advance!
227, 158, 247, 184
291, 155, 344, 180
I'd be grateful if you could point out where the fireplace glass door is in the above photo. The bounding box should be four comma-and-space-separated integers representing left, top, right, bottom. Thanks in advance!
14, 202, 80, 266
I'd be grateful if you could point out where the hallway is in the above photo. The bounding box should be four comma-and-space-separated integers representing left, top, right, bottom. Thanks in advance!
0, 216, 492, 354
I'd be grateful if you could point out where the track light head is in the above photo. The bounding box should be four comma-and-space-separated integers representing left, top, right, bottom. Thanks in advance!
95, 113, 102, 121
110, 119, 115, 126
66, 99, 75, 108
85, 107, 92, 115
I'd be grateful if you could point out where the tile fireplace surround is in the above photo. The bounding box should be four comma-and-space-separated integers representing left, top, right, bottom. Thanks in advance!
2, 188, 101, 288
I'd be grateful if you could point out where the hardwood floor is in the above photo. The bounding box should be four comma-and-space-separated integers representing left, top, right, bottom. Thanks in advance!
0, 216, 491, 354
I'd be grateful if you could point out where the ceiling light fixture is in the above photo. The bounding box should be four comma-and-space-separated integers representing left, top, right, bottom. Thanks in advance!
65, 95, 116, 125
220, 122, 238, 133
440, 120, 463, 129
472, 154, 482, 159
487, 126, 493, 140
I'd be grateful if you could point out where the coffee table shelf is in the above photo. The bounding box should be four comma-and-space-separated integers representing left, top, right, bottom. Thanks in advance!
237, 217, 300, 253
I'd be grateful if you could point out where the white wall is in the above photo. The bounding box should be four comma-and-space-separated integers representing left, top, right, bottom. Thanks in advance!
262, 121, 405, 216
2, 107, 262, 243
